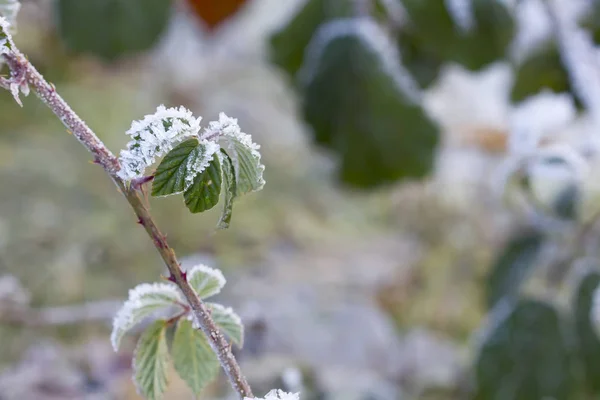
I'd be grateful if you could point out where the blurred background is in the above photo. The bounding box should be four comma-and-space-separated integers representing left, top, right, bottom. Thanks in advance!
3, 0, 600, 399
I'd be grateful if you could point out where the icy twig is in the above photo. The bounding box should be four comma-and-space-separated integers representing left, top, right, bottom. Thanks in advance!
0, 18, 253, 400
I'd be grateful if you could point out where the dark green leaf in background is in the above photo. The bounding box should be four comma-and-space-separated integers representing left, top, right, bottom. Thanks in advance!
301, 22, 439, 188
573, 269, 600, 395
510, 42, 573, 105
55, 0, 172, 61
486, 229, 545, 309
269, 0, 352, 80
474, 299, 576, 400
400, 0, 515, 71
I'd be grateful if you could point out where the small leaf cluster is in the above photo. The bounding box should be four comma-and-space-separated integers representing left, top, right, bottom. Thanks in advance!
118, 106, 264, 227
112, 265, 244, 399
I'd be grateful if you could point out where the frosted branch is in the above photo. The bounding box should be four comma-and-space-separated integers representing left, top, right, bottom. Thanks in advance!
0, 16, 254, 399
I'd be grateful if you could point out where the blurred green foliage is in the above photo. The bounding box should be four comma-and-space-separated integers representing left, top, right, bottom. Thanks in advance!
475, 299, 576, 400
302, 31, 439, 187
55, 0, 172, 61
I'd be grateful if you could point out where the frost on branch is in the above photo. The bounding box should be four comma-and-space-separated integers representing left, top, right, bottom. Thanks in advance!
245, 389, 300, 400
205, 112, 266, 195
111, 282, 184, 351
117, 105, 202, 181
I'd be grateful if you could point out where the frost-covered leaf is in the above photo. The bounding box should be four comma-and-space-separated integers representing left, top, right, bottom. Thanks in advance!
55, 0, 172, 61
474, 299, 576, 399
0, 0, 20, 29
573, 269, 600, 395
206, 113, 264, 195
187, 264, 226, 299
187, 0, 249, 31
300, 18, 438, 188
172, 319, 219, 395
151, 138, 219, 197
118, 105, 201, 181
245, 390, 300, 400
486, 229, 545, 309
111, 282, 184, 352
184, 152, 222, 213
133, 320, 170, 400
209, 303, 244, 347
217, 150, 236, 229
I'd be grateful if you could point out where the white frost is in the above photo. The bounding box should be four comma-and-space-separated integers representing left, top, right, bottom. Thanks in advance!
117, 105, 202, 181
0, 15, 14, 56
244, 389, 300, 400
184, 139, 220, 190
0, 0, 19, 28
205, 112, 266, 192
111, 282, 184, 351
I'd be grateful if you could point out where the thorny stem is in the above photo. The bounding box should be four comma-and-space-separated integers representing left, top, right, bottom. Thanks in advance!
1, 51, 254, 398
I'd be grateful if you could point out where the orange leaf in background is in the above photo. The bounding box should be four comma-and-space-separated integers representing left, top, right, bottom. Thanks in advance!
187, 0, 250, 30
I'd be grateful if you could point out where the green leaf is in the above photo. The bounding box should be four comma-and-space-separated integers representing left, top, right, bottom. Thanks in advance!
219, 135, 264, 196
187, 265, 226, 299
184, 153, 222, 213
474, 299, 576, 400
209, 303, 244, 347
55, 0, 172, 61
486, 229, 545, 309
172, 319, 220, 396
269, 0, 352, 80
397, 29, 443, 89
302, 20, 439, 188
573, 269, 600, 395
152, 139, 218, 197
400, 0, 514, 71
111, 283, 184, 352
217, 150, 236, 229
133, 320, 170, 400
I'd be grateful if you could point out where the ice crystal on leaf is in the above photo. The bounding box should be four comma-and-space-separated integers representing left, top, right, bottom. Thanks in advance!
0, 16, 14, 56
111, 282, 184, 351
245, 389, 300, 400
187, 264, 226, 299
117, 105, 202, 181
205, 112, 266, 194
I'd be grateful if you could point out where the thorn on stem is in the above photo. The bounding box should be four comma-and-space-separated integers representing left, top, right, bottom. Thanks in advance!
136, 217, 145, 226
